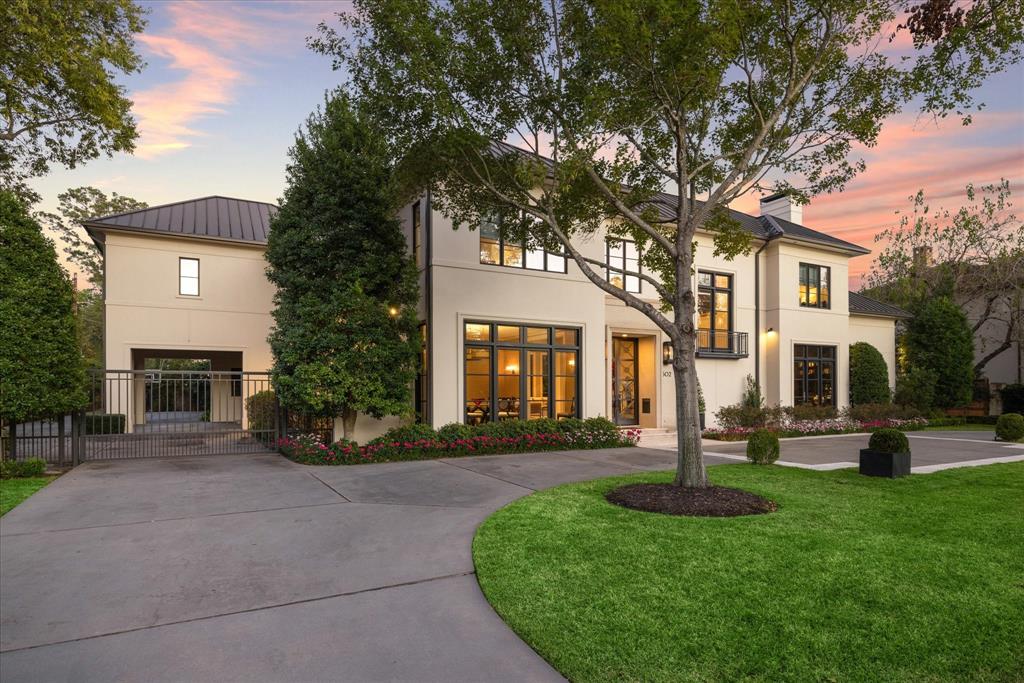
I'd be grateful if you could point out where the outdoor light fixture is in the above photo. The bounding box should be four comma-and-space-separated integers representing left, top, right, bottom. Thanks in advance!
767, 327, 775, 334
662, 341, 673, 365
388, 306, 399, 317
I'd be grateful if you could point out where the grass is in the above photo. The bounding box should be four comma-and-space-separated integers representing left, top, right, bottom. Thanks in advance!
0, 476, 55, 516
924, 423, 996, 432
473, 463, 1024, 683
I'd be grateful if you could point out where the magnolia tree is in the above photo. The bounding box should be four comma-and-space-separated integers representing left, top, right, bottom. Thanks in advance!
314, 0, 1023, 487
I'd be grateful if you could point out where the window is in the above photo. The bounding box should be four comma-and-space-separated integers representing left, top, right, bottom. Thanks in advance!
412, 201, 423, 268
793, 344, 836, 406
478, 215, 566, 273
799, 263, 830, 308
179, 257, 199, 296
415, 323, 429, 422
697, 271, 733, 351
607, 239, 640, 293
463, 321, 580, 424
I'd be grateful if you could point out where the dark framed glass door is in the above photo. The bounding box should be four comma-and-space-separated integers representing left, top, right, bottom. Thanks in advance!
612, 337, 639, 425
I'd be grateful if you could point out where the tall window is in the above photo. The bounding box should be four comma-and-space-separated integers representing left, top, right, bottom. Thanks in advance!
412, 201, 423, 268
697, 271, 733, 351
463, 321, 580, 424
794, 344, 836, 406
607, 239, 640, 293
179, 257, 199, 296
799, 263, 830, 308
479, 215, 566, 273
415, 323, 429, 422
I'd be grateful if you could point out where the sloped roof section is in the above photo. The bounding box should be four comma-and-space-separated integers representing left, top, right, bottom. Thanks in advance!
83, 196, 278, 245
849, 291, 911, 319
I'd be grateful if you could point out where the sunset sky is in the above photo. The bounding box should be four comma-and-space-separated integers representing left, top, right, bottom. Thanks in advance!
30, 0, 1024, 286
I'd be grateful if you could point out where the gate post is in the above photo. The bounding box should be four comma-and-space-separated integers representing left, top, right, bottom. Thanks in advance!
58, 416, 66, 467
71, 411, 81, 467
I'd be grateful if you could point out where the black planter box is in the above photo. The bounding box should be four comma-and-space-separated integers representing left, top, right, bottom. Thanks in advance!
859, 449, 911, 478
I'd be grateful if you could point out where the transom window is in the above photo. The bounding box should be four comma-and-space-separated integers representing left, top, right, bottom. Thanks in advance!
607, 239, 641, 293
793, 344, 836, 406
799, 263, 830, 308
479, 215, 566, 273
697, 271, 733, 351
179, 257, 199, 296
464, 321, 580, 424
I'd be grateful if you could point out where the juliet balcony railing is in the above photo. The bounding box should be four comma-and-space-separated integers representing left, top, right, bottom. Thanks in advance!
696, 329, 749, 358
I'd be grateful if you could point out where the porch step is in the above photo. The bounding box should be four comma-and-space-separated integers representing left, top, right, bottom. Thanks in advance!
633, 428, 678, 448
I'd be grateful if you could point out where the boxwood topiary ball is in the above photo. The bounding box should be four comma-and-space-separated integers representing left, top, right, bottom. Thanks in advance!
868, 428, 910, 454
746, 429, 780, 465
995, 413, 1024, 442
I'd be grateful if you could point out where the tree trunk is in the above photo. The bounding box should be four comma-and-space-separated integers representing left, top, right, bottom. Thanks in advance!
672, 335, 708, 488
341, 407, 357, 441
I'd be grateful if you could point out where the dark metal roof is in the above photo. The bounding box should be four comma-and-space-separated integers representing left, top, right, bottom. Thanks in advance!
849, 291, 911, 319
82, 196, 278, 245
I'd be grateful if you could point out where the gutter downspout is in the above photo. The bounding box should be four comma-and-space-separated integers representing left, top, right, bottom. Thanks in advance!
425, 189, 434, 426
754, 228, 781, 389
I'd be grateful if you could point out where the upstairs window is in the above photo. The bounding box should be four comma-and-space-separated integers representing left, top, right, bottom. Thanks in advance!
697, 271, 733, 351
179, 257, 199, 296
799, 263, 830, 308
478, 215, 566, 273
412, 201, 423, 268
607, 239, 641, 293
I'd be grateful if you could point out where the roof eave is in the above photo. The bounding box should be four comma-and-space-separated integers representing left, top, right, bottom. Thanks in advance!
849, 310, 912, 320
82, 222, 268, 248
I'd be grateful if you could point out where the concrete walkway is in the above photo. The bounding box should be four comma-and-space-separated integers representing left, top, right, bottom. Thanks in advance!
0, 447, 732, 683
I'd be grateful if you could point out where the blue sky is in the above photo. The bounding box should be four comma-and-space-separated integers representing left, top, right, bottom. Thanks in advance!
30, 0, 1024, 283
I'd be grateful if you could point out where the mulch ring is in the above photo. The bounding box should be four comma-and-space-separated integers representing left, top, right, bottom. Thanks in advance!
605, 483, 777, 517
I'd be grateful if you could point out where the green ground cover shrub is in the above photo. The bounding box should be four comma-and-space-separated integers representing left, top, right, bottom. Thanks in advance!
0, 458, 46, 479
746, 430, 780, 464
995, 413, 1024, 442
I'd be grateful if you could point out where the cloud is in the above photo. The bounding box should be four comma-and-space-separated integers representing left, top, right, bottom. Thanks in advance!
130, 1, 342, 158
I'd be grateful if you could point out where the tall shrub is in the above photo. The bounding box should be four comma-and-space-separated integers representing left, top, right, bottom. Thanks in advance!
905, 297, 974, 408
265, 94, 420, 440
849, 342, 890, 405
0, 192, 86, 423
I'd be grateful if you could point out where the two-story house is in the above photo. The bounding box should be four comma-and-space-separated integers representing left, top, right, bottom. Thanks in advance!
84, 190, 907, 443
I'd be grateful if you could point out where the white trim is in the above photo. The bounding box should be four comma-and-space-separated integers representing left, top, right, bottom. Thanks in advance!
911, 454, 1024, 473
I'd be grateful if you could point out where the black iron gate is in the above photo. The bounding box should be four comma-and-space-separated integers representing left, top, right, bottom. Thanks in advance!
2, 370, 284, 463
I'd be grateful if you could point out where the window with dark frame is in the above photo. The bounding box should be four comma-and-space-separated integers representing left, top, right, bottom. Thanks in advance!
179, 257, 199, 296
697, 271, 733, 351
793, 344, 836, 406
415, 323, 429, 423
412, 201, 423, 268
478, 215, 566, 273
799, 263, 830, 308
463, 321, 580, 424
607, 239, 641, 293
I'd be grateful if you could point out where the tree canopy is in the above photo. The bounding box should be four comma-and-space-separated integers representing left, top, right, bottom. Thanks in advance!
1, 0, 147, 203
905, 297, 975, 408
266, 94, 420, 440
0, 191, 86, 423
313, 0, 1023, 486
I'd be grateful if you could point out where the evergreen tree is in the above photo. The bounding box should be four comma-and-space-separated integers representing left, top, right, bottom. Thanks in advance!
905, 297, 974, 408
0, 191, 87, 424
849, 342, 890, 405
266, 94, 420, 440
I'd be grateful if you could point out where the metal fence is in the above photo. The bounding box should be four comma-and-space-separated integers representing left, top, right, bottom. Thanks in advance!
3, 370, 287, 464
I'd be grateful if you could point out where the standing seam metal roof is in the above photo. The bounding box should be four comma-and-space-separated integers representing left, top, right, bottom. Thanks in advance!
849, 291, 912, 318
82, 196, 278, 245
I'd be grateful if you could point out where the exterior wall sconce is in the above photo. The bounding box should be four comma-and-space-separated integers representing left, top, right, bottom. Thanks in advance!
767, 327, 775, 334
662, 341, 673, 365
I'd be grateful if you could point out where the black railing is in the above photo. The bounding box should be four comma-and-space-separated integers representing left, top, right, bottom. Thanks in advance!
697, 329, 749, 358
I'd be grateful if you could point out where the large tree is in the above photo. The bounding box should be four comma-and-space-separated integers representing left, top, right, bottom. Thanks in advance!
905, 297, 975, 408
865, 180, 1023, 376
1, 0, 147, 203
314, 0, 1023, 487
0, 191, 86, 425
266, 94, 420, 440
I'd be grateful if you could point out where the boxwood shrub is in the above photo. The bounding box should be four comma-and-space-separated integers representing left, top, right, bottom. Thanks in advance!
868, 428, 910, 454
279, 416, 639, 465
84, 413, 126, 435
0, 458, 46, 479
745, 429, 780, 465
995, 413, 1024, 442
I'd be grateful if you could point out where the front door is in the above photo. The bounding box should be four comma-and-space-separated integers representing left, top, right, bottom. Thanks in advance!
612, 337, 639, 426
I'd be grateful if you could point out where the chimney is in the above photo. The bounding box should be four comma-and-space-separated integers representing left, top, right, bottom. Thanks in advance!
759, 192, 803, 225
913, 246, 934, 270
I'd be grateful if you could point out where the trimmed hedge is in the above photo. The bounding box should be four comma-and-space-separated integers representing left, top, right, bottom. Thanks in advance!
84, 413, 125, 435
995, 413, 1024, 442
746, 430, 780, 465
279, 417, 639, 465
868, 428, 910, 454
849, 342, 890, 405
0, 458, 46, 479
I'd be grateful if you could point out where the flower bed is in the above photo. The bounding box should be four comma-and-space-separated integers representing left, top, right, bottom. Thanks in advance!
703, 417, 929, 441
279, 417, 640, 466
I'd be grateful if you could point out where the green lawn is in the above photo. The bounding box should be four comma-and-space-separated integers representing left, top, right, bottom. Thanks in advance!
0, 477, 55, 516
473, 464, 1024, 683
924, 423, 996, 432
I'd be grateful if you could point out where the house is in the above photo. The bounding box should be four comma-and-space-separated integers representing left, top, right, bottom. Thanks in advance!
83, 191, 908, 442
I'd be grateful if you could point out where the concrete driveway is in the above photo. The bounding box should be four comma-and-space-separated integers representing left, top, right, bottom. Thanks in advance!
0, 447, 732, 683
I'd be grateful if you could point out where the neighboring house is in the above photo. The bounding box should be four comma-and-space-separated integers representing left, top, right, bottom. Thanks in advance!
84, 191, 907, 441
